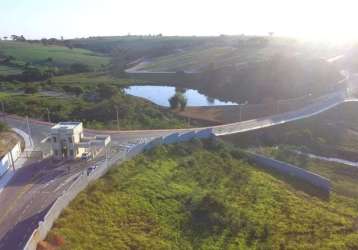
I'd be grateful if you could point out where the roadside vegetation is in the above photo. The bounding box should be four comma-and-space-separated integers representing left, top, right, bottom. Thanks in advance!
225, 102, 358, 161
44, 140, 358, 250
0, 39, 199, 129
0, 90, 194, 130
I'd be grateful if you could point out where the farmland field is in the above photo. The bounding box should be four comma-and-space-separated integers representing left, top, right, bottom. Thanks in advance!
0, 41, 109, 69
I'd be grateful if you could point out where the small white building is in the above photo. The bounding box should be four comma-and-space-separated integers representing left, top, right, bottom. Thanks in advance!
50, 122, 85, 160
50, 122, 111, 161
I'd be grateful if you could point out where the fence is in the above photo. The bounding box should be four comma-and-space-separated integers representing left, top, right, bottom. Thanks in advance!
247, 152, 331, 192
24, 128, 214, 250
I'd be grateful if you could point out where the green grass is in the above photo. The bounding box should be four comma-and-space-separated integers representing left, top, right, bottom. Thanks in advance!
0, 65, 23, 76
50, 72, 148, 88
0, 93, 192, 130
46, 140, 358, 250
0, 41, 109, 69
136, 38, 308, 72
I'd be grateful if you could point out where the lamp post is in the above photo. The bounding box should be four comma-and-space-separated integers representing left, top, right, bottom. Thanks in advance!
46, 108, 51, 123
115, 107, 119, 130
26, 116, 33, 147
239, 101, 248, 122
1, 101, 5, 122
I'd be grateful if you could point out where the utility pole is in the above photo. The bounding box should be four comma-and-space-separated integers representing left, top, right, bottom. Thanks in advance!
1, 101, 5, 122
239, 105, 242, 122
115, 107, 119, 130
26, 116, 33, 147
276, 100, 280, 114
105, 145, 109, 167
46, 108, 51, 123
239, 102, 247, 122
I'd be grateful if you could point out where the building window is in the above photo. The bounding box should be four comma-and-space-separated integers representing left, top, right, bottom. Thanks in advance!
70, 150, 74, 156
53, 136, 57, 143
54, 150, 58, 156
69, 137, 73, 143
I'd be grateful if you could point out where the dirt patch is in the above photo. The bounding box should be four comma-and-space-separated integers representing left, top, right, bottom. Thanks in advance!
176, 106, 243, 124
0, 132, 21, 158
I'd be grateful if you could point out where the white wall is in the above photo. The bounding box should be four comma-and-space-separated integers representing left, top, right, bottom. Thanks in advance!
0, 142, 21, 176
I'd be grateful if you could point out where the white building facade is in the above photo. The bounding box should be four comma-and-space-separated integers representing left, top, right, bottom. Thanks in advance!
50, 122, 85, 160
50, 122, 111, 161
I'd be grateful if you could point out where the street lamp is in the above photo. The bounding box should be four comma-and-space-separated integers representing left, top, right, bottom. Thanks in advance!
239, 101, 248, 122
115, 107, 120, 129
46, 108, 51, 123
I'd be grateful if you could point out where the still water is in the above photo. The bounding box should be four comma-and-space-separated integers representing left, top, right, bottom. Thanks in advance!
124, 85, 237, 107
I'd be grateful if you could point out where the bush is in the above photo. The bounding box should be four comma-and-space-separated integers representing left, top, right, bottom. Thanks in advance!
21, 68, 43, 81
169, 92, 187, 110
62, 85, 83, 96
24, 84, 39, 94
69, 63, 92, 73
0, 122, 8, 132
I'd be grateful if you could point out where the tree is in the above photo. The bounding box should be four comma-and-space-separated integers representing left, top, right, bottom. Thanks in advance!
169, 94, 180, 109
69, 63, 91, 73
169, 92, 187, 110
110, 48, 129, 77
178, 93, 187, 111
21, 68, 43, 81
62, 85, 83, 97
97, 83, 118, 99
24, 84, 39, 94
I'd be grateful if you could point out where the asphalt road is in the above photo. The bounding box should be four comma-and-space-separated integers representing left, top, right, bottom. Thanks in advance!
0, 126, 125, 250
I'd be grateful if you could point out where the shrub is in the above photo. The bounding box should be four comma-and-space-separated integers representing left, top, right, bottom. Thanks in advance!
24, 84, 38, 94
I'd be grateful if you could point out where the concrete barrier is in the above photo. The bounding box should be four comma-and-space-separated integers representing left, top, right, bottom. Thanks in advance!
163, 133, 180, 144
248, 153, 331, 192
144, 137, 163, 150
195, 128, 214, 139
178, 131, 196, 142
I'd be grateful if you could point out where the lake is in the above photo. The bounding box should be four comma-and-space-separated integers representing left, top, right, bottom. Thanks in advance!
124, 85, 238, 107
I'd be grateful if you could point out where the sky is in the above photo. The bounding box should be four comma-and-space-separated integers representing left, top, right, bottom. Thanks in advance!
0, 0, 357, 43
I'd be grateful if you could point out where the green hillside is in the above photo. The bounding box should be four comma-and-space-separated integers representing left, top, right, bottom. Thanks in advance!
45, 140, 358, 250
0, 41, 109, 70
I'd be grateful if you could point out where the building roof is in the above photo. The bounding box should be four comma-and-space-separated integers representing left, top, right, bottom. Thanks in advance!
51, 122, 82, 130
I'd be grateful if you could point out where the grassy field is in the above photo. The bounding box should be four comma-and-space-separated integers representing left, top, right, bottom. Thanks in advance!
50, 72, 149, 89
0, 41, 109, 70
0, 65, 22, 76
44, 140, 358, 250
131, 37, 328, 72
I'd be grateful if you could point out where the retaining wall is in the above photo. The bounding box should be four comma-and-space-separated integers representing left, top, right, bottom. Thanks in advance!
0, 142, 21, 176
248, 153, 331, 192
